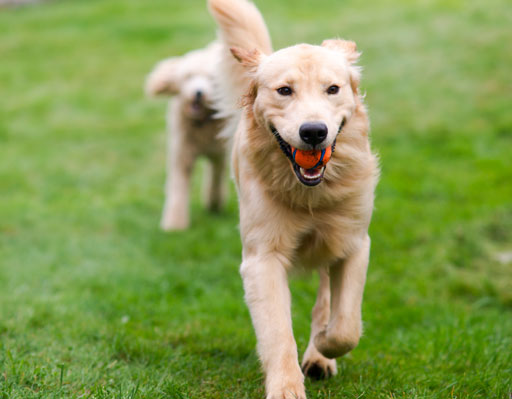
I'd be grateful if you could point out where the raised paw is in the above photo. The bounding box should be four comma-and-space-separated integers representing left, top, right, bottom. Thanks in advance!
301, 341, 337, 380
302, 358, 337, 380
314, 327, 360, 359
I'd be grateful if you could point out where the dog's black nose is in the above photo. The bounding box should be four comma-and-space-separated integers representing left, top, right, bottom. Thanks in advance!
299, 122, 328, 146
195, 90, 203, 101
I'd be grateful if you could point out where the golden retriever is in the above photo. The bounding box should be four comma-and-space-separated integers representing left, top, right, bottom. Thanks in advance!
146, 42, 227, 231
208, 0, 379, 397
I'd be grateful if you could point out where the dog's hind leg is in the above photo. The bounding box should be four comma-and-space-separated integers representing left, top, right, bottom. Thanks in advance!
301, 267, 337, 379
314, 235, 370, 359
240, 254, 306, 399
203, 154, 227, 213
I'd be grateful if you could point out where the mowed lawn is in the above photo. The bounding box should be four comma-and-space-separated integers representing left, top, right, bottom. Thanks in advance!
1, 0, 511, 398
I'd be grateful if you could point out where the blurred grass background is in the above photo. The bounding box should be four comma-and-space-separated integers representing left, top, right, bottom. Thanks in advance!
0, 0, 511, 398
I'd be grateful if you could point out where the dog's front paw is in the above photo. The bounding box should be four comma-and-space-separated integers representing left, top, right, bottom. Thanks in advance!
266, 383, 306, 399
266, 369, 306, 399
160, 213, 189, 231
160, 219, 188, 231
301, 343, 337, 380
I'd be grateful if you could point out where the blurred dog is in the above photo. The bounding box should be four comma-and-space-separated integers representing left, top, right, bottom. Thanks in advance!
146, 42, 227, 231
208, 0, 379, 397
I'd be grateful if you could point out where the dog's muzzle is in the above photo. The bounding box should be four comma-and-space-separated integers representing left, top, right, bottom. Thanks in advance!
269, 120, 345, 187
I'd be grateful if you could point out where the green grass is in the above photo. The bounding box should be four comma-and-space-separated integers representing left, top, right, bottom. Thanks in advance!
1, 0, 511, 397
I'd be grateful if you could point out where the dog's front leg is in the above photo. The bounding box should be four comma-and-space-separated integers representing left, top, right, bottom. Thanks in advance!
302, 267, 337, 379
314, 235, 370, 359
160, 127, 195, 231
241, 254, 306, 399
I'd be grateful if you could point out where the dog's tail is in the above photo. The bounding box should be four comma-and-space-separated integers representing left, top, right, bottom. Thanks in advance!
208, 0, 272, 134
208, 0, 272, 56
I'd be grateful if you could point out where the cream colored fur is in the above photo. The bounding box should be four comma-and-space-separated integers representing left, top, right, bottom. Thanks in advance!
208, 0, 379, 397
146, 42, 228, 231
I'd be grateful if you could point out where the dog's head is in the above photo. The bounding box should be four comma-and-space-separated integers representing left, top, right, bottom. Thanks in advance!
232, 40, 361, 186
146, 43, 220, 121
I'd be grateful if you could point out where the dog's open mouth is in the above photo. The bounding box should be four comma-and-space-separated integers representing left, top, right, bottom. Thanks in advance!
295, 164, 326, 186
191, 99, 203, 111
270, 125, 334, 187
188, 100, 216, 122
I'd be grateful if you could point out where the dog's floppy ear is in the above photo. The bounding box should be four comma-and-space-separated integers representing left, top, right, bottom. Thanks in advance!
230, 47, 262, 73
145, 57, 183, 96
322, 39, 361, 93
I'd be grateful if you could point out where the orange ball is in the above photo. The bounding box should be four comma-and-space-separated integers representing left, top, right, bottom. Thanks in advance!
291, 146, 332, 169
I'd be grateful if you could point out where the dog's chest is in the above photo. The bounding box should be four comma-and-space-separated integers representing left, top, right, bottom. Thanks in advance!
294, 219, 360, 267
184, 117, 226, 157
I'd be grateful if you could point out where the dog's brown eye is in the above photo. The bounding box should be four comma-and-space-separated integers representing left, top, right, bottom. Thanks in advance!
277, 86, 293, 96
327, 85, 339, 95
